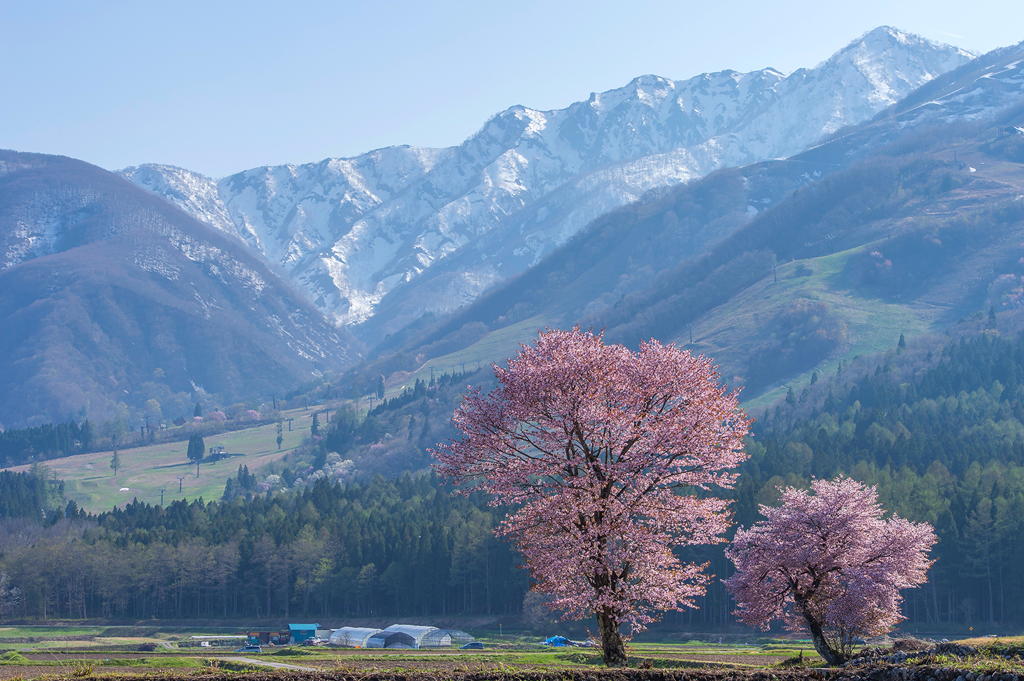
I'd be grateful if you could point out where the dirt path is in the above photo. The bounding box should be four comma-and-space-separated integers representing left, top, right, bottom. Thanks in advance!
216, 656, 317, 671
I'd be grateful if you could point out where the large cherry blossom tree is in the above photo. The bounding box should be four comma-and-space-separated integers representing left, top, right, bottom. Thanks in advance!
724, 477, 936, 666
432, 328, 750, 666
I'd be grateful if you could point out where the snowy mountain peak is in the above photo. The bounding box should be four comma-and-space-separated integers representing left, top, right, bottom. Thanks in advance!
121, 28, 975, 334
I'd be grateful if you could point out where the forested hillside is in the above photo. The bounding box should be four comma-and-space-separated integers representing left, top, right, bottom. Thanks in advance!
3, 323, 1024, 628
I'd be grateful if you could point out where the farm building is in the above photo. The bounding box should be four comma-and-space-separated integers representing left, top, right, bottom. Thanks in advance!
365, 625, 475, 649
288, 623, 321, 644
247, 630, 290, 646
328, 627, 382, 647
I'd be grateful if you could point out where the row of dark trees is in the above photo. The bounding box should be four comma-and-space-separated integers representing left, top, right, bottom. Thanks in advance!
0, 420, 93, 467
0, 473, 527, 621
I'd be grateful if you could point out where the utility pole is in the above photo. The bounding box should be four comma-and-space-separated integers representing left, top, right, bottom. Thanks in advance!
158, 488, 166, 506
303, 397, 308, 412
288, 418, 293, 432
196, 461, 200, 478
177, 476, 186, 493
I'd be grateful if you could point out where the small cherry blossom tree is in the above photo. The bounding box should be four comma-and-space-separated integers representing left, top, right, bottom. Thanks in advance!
432, 328, 750, 666
724, 477, 936, 666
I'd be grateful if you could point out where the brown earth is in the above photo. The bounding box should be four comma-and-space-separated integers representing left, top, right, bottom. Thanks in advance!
0, 666, 192, 679
0, 664, 1014, 681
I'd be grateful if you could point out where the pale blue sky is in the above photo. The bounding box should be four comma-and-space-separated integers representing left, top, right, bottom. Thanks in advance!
2, 0, 1021, 177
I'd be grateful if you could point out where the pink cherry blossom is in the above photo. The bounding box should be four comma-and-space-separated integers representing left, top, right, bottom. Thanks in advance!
724, 476, 936, 666
432, 328, 750, 666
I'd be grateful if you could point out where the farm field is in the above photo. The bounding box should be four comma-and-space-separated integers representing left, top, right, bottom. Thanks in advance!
0, 630, 1019, 680
0, 638, 820, 678
1, 405, 331, 513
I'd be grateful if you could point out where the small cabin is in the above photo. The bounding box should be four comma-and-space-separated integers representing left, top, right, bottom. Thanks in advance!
288, 623, 321, 644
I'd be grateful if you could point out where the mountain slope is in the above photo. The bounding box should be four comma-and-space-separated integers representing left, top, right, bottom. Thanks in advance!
359, 40, 1024, 402
122, 28, 972, 338
0, 151, 360, 429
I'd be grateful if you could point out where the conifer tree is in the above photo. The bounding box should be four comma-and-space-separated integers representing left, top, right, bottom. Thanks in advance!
187, 433, 205, 462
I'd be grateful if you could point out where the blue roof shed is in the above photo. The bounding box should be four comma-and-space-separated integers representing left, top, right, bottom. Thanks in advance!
288, 623, 321, 643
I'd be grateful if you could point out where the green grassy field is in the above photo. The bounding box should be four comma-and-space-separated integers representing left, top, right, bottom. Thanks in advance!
0, 630, 1019, 678
4, 406, 326, 514
0, 633, 824, 673
386, 316, 560, 395
677, 246, 942, 410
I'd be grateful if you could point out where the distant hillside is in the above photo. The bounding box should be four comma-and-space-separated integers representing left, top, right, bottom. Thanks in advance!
0, 151, 361, 429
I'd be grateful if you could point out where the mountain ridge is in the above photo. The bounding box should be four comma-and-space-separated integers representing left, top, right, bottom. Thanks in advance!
340, 39, 1024, 408
121, 27, 973, 339
0, 150, 361, 429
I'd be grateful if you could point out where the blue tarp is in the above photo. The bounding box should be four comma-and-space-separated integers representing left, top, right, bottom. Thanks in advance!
541, 636, 573, 647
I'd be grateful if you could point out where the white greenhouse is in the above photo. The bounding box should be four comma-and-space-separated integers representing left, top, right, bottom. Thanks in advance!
328, 627, 383, 647
362, 624, 472, 649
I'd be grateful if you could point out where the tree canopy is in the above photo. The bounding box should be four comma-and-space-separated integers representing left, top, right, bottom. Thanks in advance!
434, 328, 749, 665
725, 477, 936, 665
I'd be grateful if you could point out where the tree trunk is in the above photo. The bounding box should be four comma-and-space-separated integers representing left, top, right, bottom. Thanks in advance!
597, 608, 628, 667
802, 612, 843, 666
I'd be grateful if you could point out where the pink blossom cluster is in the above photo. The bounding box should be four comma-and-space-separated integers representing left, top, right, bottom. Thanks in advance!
990, 273, 1024, 309
725, 477, 936, 654
433, 328, 750, 632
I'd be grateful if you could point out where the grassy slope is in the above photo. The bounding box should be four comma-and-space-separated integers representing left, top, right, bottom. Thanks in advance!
679, 246, 939, 410
386, 245, 941, 413
5, 407, 318, 513
385, 316, 560, 393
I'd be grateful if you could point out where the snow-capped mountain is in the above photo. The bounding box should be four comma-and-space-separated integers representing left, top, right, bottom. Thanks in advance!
121, 27, 973, 335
